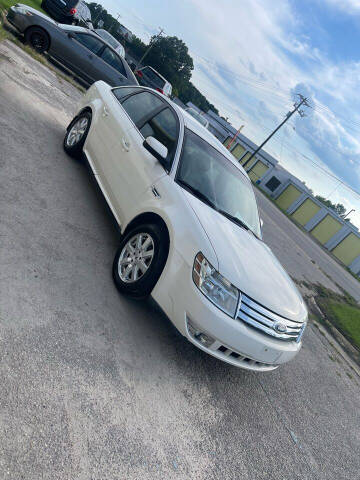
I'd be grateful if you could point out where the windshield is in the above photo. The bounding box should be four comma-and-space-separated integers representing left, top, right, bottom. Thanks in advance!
177, 129, 261, 237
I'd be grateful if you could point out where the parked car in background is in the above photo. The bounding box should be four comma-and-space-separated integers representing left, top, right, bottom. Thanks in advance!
95, 29, 125, 57
7, 5, 137, 87
41, 0, 92, 27
135, 66, 172, 97
185, 107, 209, 129
63, 82, 308, 371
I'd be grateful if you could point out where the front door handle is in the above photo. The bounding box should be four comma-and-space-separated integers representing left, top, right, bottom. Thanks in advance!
102, 106, 109, 117
121, 137, 130, 152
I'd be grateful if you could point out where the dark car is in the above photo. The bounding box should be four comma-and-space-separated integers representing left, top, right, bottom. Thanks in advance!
41, 0, 92, 28
7, 5, 138, 88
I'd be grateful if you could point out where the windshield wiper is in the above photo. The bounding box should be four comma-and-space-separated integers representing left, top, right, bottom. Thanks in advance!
216, 209, 252, 232
178, 180, 217, 210
178, 180, 259, 237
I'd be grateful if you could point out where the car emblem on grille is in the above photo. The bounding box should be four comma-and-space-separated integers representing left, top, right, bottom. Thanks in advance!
274, 322, 287, 333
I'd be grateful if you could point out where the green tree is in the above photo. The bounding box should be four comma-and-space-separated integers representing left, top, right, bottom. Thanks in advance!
145, 36, 193, 89
315, 195, 347, 217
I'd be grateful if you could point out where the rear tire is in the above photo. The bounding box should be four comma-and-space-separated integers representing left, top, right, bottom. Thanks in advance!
25, 27, 50, 53
63, 111, 92, 159
113, 223, 168, 298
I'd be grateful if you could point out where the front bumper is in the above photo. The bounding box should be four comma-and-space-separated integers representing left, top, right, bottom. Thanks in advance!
152, 250, 303, 372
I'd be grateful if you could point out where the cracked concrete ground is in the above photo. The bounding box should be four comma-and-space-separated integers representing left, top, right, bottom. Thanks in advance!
1, 40, 360, 480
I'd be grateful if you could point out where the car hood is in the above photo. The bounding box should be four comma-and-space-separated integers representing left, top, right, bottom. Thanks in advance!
15, 4, 57, 23
183, 190, 307, 322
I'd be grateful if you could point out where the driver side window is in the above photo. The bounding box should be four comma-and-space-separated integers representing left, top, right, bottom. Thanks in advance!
121, 92, 163, 126
140, 108, 178, 167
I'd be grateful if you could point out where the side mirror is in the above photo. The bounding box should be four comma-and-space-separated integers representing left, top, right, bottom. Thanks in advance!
143, 136, 168, 163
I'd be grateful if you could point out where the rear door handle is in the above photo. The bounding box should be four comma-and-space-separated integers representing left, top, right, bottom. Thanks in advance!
121, 138, 130, 152
102, 106, 109, 117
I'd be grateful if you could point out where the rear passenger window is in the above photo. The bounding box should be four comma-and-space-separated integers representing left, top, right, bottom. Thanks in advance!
121, 92, 164, 126
140, 108, 178, 168
74, 33, 103, 54
100, 47, 126, 77
113, 87, 141, 101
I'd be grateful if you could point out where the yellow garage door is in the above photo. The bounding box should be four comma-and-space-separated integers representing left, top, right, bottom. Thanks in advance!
332, 233, 360, 266
275, 185, 302, 211
292, 199, 321, 226
310, 215, 343, 245
248, 161, 269, 182
223, 137, 232, 148
231, 143, 245, 159
241, 152, 252, 166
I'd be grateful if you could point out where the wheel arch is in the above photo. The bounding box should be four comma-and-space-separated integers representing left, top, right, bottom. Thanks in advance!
122, 212, 171, 261
24, 25, 51, 50
66, 107, 93, 131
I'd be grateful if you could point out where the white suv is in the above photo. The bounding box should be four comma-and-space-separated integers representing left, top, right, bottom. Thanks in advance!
63, 82, 307, 371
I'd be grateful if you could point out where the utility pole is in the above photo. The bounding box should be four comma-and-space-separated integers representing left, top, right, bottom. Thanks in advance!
343, 209, 355, 220
136, 28, 165, 68
238, 94, 310, 165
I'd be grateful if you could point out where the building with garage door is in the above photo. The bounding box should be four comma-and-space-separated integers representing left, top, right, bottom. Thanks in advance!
185, 108, 360, 276
272, 178, 360, 276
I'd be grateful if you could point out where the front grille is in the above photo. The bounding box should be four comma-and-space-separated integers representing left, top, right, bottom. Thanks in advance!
237, 294, 305, 342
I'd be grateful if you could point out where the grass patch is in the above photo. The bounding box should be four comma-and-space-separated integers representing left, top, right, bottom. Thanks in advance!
0, 0, 43, 12
303, 280, 360, 358
322, 302, 360, 351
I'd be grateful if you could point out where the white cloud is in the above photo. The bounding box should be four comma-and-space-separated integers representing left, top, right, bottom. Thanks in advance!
322, 0, 360, 14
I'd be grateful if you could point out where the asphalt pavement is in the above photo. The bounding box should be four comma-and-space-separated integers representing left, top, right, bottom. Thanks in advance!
1, 40, 360, 480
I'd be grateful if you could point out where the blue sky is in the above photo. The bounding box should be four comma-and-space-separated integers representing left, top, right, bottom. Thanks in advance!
103, 0, 360, 227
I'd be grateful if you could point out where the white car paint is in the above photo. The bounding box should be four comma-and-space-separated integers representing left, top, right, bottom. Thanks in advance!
72, 81, 308, 371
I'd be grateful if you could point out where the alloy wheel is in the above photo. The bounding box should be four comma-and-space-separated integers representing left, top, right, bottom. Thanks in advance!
118, 233, 155, 283
31, 33, 46, 51
66, 117, 89, 147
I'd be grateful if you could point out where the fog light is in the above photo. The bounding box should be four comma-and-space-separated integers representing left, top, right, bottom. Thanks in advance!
196, 332, 214, 348
187, 320, 215, 348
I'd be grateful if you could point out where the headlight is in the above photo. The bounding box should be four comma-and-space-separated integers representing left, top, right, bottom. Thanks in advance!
193, 252, 239, 317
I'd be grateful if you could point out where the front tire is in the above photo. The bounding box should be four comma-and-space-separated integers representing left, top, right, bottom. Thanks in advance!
113, 223, 168, 298
25, 27, 50, 53
63, 111, 92, 159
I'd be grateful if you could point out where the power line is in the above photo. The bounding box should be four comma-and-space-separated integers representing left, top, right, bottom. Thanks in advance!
237, 94, 310, 165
